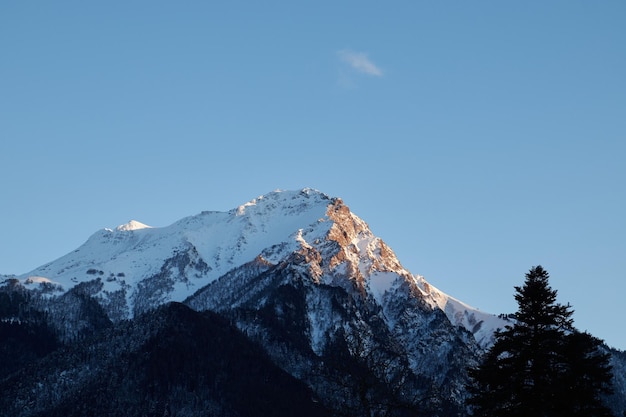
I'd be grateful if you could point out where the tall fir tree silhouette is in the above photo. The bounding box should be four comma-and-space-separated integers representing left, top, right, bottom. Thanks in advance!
467, 265, 614, 417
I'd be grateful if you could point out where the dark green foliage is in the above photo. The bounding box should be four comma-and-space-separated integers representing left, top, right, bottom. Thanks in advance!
0, 302, 327, 417
0, 320, 58, 378
467, 266, 615, 417
556, 331, 614, 416
607, 348, 626, 414
0, 288, 59, 377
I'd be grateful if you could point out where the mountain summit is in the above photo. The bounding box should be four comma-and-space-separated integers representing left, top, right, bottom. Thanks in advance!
18, 188, 503, 346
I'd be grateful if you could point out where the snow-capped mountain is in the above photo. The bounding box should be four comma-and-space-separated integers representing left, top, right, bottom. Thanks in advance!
16, 188, 504, 346
4, 188, 623, 416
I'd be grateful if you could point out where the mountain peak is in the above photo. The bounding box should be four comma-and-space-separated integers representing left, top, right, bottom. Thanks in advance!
14, 188, 506, 347
115, 220, 151, 232
233, 188, 331, 216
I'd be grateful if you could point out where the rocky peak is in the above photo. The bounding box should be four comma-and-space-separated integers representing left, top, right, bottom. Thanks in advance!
324, 198, 405, 281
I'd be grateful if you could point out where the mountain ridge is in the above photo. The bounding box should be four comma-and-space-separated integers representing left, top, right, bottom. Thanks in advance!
12, 188, 505, 347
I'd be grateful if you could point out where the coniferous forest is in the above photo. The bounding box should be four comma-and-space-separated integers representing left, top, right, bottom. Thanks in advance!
0, 266, 624, 416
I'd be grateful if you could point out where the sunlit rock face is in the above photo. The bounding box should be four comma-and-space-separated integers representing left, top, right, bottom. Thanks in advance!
12, 188, 503, 339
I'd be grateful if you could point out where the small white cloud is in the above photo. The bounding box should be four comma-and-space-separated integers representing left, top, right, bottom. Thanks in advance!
337, 49, 383, 77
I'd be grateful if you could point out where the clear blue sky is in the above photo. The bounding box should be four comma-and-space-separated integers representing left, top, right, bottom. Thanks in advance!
1, 1, 625, 350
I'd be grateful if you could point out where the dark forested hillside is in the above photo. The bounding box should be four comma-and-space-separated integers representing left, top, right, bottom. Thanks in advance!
0, 302, 326, 417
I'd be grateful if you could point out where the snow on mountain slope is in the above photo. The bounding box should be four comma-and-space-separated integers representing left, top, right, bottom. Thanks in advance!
115, 220, 152, 232
11, 188, 506, 344
17, 189, 334, 314
415, 276, 509, 347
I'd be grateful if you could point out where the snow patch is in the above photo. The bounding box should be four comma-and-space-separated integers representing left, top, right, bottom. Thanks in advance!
414, 275, 508, 348
24, 276, 59, 285
115, 220, 151, 232
368, 271, 398, 304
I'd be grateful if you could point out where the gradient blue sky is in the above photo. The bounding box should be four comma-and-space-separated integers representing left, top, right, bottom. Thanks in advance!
2, 2, 625, 349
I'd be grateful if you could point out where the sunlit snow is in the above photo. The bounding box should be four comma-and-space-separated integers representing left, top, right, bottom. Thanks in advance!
8, 188, 507, 346
115, 220, 152, 232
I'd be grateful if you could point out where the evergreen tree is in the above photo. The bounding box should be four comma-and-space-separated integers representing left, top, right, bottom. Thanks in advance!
467, 265, 614, 417
556, 331, 614, 416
